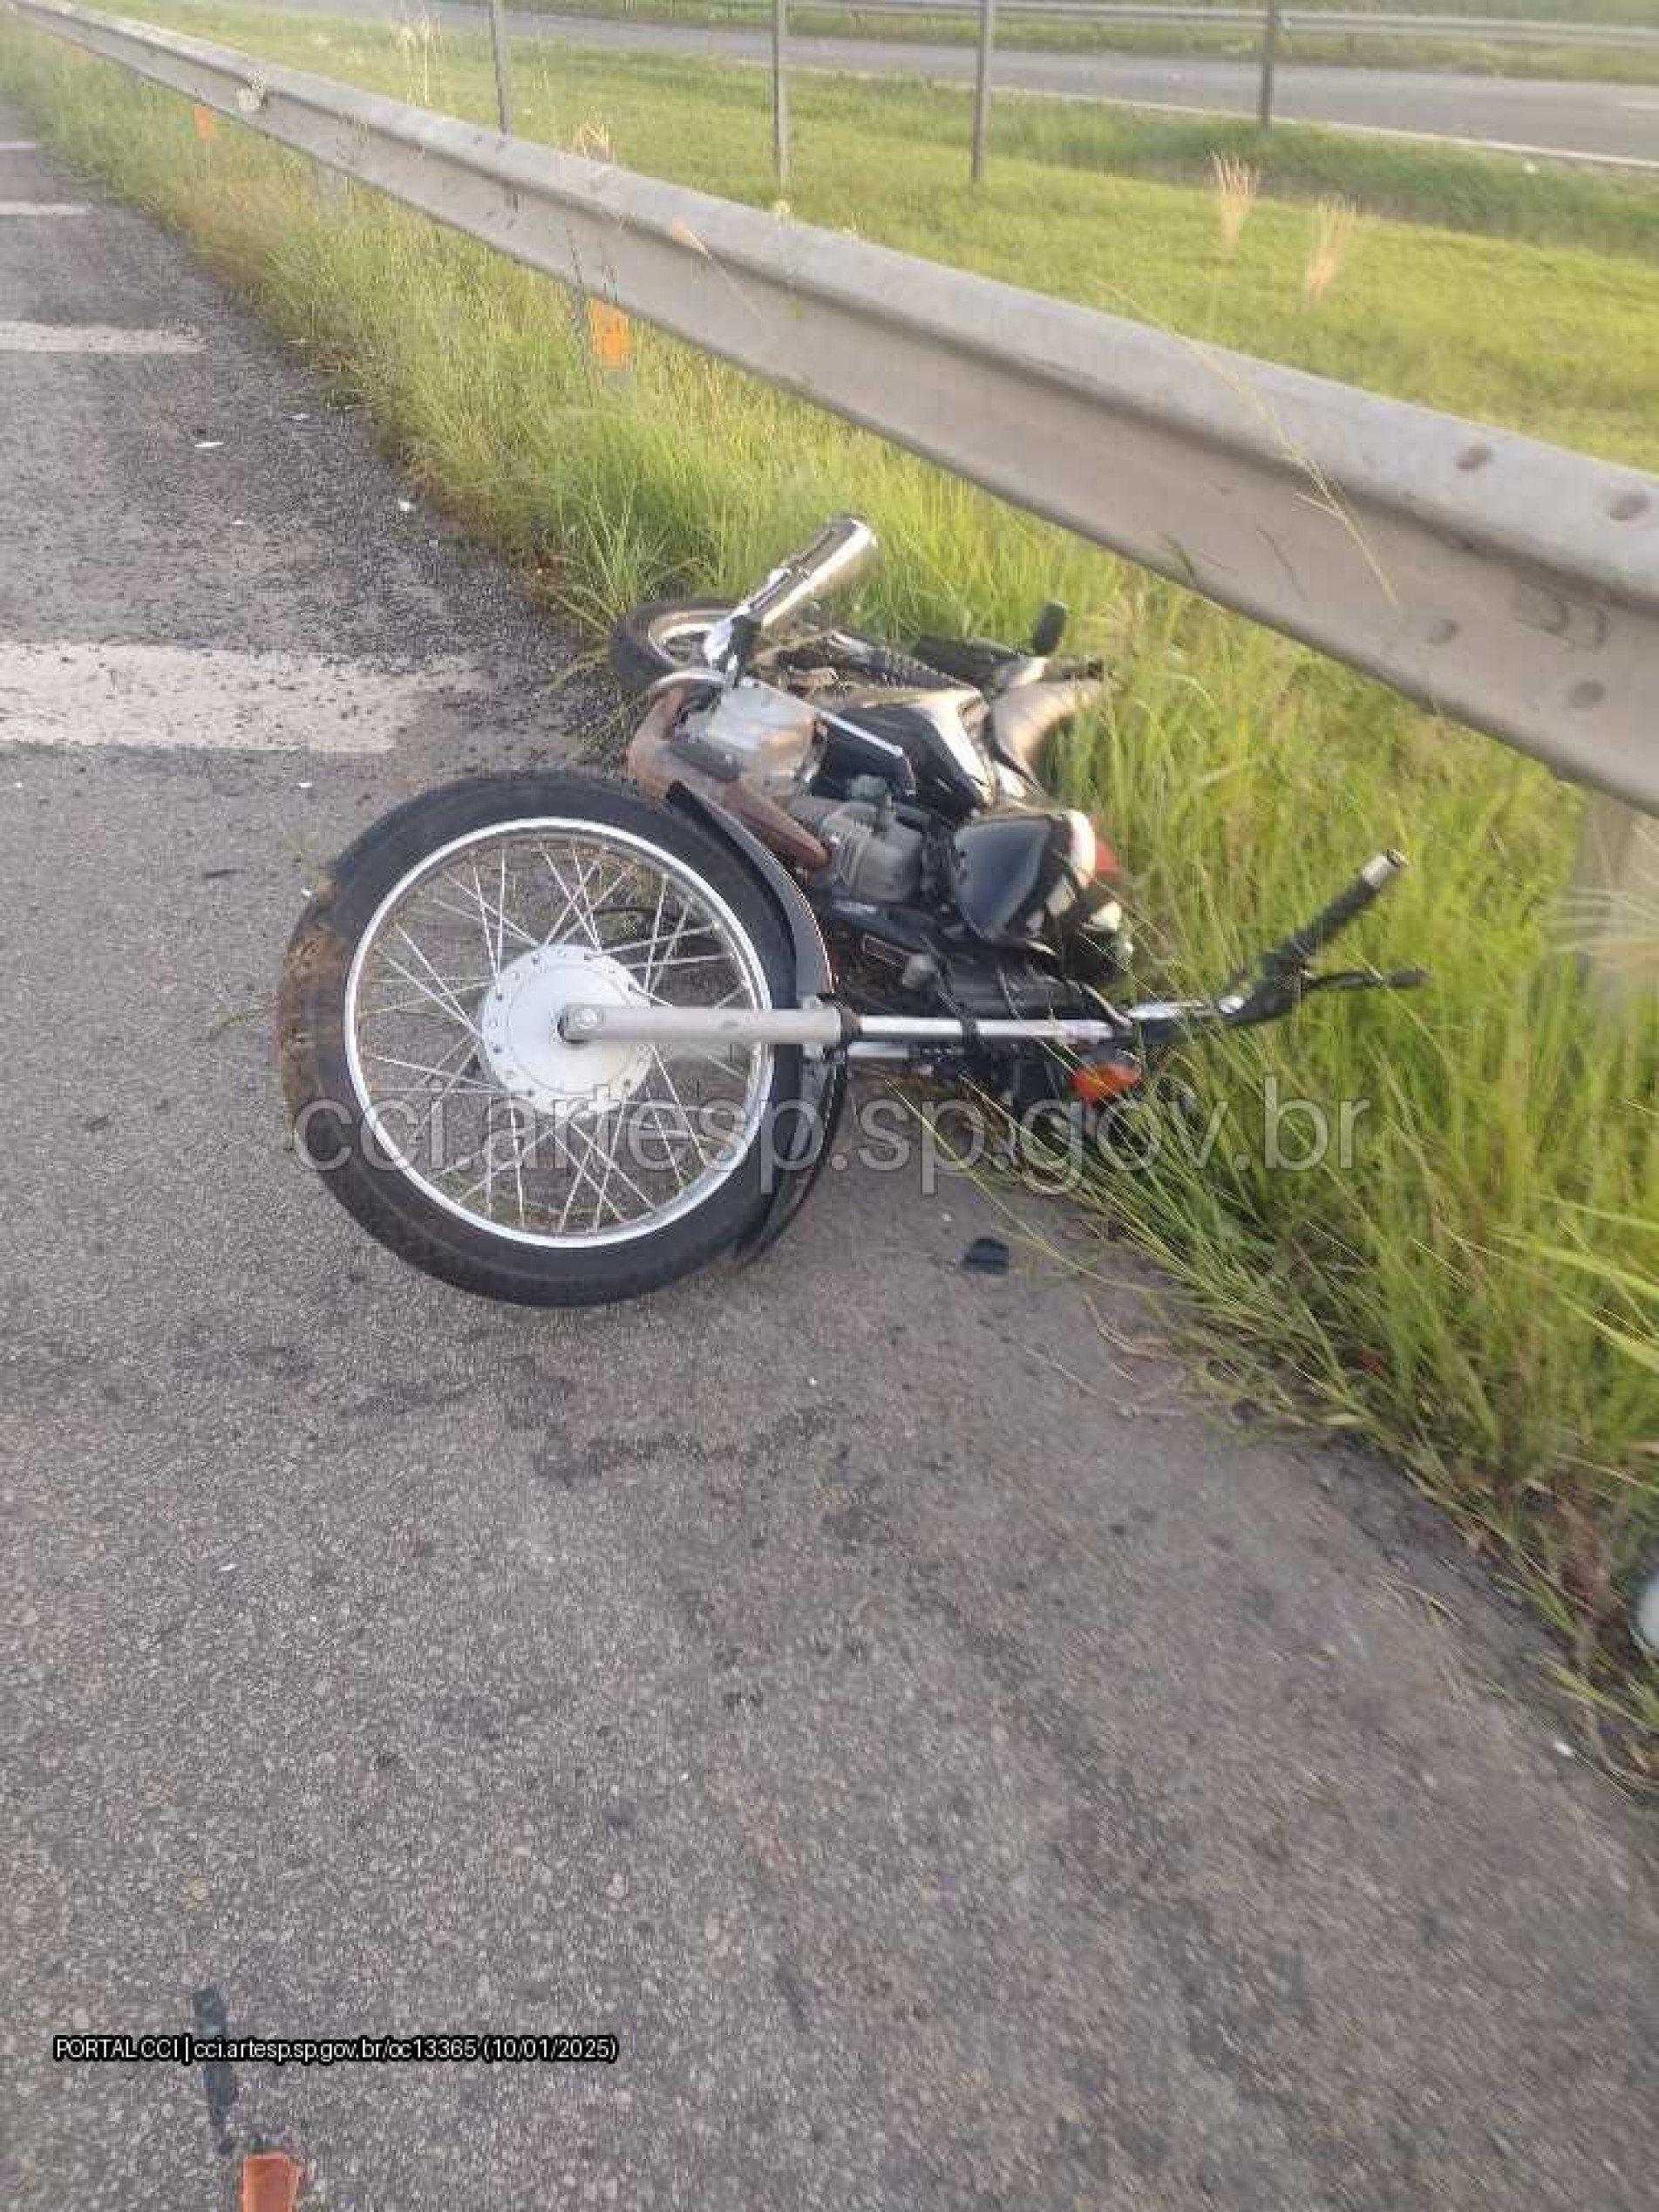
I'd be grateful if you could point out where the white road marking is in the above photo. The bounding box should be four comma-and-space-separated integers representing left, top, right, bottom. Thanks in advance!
0, 320, 203, 354
0, 140, 41, 152
0, 201, 89, 214
0, 642, 485, 756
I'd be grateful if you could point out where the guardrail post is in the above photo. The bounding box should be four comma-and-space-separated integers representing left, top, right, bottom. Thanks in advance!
772, 0, 789, 191
1569, 794, 1659, 1004
309, 156, 348, 211
486, 0, 514, 136
971, 0, 996, 187
1258, 3, 1282, 130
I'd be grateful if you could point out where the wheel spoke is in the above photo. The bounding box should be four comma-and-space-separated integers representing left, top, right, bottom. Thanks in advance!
441, 860, 539, 970
594, 922, 717, 961
563, 1108, 663, 1216
363, 1055, 498, 1094
618, 951, 732, 979
508, 1113, 528, 1229
667, 1045, 747, 1079
643, 895, 694, 995
542, 843, 606, 951
648, 1051, 719, 1172
384, 931, 481, 1038
363, 987, 494, 1018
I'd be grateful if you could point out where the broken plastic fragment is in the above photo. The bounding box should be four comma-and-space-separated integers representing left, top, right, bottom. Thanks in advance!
241, 2151, 303, 2212
962, 1236, 1010, 1275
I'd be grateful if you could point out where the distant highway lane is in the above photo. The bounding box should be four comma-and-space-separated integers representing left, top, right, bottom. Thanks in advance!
251, 0, 1659, 166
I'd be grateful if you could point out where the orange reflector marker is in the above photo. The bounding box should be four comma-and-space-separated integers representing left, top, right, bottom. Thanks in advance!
586, 299, 631, 371
1071, 1058, 1140, 1104
191, 103, 218, 141
241, 2152, 303, 2212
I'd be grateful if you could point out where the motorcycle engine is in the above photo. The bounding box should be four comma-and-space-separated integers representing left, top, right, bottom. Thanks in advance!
674, 686, 925, 903
788, 794, 924, 904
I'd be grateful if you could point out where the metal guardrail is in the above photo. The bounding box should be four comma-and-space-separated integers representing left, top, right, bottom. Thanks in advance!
7, 0, 1658, 817
595, 0, 1659, 51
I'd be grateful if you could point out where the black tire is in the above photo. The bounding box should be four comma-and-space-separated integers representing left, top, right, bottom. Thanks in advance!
278, 770, 804, 1308
609, 597, 732, 698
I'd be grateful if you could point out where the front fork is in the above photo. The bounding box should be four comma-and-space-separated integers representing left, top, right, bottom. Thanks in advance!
560, 1001, 1138, 1056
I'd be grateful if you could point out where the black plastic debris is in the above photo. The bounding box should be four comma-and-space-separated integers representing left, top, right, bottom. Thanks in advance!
962, 1235, 1010, 1275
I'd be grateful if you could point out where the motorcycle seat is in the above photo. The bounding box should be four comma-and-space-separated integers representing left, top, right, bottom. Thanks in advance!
986, 680, 1103, 779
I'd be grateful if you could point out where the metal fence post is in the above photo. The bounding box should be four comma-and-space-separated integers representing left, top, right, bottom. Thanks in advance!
309, 155, 348, 210
971, 0, 996, 187
772, 0, 789, 191
1569, 793, 1659, 1004
486, 0, 513, 135
1258, 3, 1282, 130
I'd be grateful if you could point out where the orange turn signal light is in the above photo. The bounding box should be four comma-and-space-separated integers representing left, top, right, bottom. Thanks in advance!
1071, 1058, 1141, 1103
1088, 816, 1123, 880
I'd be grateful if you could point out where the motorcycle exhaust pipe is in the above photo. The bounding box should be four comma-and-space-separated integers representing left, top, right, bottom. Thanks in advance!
727, 515, 878, 644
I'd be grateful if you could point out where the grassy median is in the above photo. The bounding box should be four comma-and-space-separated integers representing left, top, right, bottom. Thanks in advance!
508, 0, 1659, 91
3, 3, 1655, 1753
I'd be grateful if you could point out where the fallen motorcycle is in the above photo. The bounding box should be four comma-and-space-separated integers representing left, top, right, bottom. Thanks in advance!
279, 517, 1424, 1306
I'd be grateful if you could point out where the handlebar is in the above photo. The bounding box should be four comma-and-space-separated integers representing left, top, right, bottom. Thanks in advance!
1256, 851, 1407, 977
1193, 850, 1418, 1031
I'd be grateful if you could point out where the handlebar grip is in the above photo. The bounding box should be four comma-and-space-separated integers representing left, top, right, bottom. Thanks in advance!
1263, 851, 1407, 972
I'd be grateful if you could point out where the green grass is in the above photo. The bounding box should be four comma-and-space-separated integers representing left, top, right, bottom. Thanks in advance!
506, 0, 1659, 90
996, 105, 1659, 259
3, 3, 1655, 1749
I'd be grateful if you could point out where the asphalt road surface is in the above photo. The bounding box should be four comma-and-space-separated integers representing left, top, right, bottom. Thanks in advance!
3, 109, 1656, 2212
252, 0, 1659, 165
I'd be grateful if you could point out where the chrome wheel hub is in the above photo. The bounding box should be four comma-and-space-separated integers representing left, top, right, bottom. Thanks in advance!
478, 945, 654, 1119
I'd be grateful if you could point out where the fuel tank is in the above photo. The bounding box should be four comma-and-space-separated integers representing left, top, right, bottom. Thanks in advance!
820, 691, 994, 819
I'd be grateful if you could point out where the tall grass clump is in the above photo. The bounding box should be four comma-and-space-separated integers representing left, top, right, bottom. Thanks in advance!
1563, 807, 1659, 984
3, 10, 1654, 1726
1303, 197, 1362, 303
1211, 153, 1259, 257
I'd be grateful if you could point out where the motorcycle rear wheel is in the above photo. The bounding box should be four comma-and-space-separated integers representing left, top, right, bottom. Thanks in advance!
609, 598, 937, 696
609, 597, 731, 697
278, 772, 807, 1307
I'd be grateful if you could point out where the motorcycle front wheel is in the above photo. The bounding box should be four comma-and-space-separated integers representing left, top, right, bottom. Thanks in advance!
278, 772, 807, 1307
